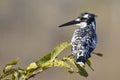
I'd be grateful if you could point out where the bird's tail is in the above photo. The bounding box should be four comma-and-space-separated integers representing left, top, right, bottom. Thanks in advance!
76, 56, 86, 67
75, 52, 91, 67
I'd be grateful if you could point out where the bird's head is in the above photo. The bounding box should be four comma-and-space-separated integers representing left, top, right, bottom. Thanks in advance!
59, 12, 97, 27
80, 12, 97, 23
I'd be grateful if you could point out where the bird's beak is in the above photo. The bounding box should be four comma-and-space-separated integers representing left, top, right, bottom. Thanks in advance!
59, 19, 80, 27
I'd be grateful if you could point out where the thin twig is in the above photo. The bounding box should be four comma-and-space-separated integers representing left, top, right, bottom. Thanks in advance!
25, 69, 43, 80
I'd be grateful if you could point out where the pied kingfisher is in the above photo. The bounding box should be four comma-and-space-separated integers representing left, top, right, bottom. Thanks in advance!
59, 12, 97, 67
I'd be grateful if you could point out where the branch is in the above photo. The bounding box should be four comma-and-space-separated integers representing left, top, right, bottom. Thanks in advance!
25, 69, 43, 80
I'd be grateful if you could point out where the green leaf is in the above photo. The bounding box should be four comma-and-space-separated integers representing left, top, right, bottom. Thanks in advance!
3, 59, 19, 73
75, 63, 88, 77
0, 69, 16, 79
11, 74, 15, 80
7, 59, 19, 65
36, 53, 51, 66
62, 57, 75, 65
26, 42, 71, 76
86, 60, 94, 71
36, 42, 71, 66
50, 42, 71, 61
26, 62, 38, 71
41, 59, 74, 72
13, 70, 26, 80
3, 65, 12, 73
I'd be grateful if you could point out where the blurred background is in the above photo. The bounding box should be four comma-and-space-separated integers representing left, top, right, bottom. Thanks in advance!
0, 0, 120, 80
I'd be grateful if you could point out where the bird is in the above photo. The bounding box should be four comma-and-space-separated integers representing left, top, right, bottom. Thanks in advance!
59, 12, 97, 67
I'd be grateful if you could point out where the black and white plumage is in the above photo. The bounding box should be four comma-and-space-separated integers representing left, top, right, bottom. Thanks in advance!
59, 12, 97, 66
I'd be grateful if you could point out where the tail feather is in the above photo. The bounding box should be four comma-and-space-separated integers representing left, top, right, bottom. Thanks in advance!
75, 52, 92, 67
76, 56, 86, 67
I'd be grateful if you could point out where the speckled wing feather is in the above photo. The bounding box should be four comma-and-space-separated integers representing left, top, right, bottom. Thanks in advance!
71, 23, 97, 66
